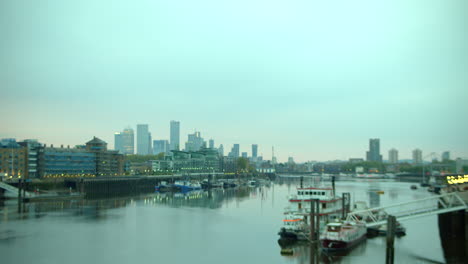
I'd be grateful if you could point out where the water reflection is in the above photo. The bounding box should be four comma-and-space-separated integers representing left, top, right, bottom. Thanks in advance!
0, 186, 268, 223
149, 187, 254, 209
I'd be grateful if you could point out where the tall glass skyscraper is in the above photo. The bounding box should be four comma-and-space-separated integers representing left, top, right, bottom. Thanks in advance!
170, 121, 180, 151
252, 144, 258, 158
137, 124, 151, 155
366, 138, 382, 162
229, 144, 240, 158
114, 128, 134, 154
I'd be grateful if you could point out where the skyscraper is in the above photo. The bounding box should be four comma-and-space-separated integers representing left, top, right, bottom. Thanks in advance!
153, 140, 169, 155
114, 128, 134, 154
442, 151, 450, 161
170, 121, 180, 151
366, 139, 382, 162
388, 148, 398, 164
229, 144, 240, 157
185, 131, 204, 151
252, 144, 258, 158
137, 124, 151, 155
114, 133, 123, 153
218, 144, 224, 156
209, 139, 214, 149
241, 152, 248, 158
413, 149, 422, 164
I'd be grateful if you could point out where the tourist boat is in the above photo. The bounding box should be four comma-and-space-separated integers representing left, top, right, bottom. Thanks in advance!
278, 180, 345, 245
173, 181, 202, 192
320, 221, 367, 251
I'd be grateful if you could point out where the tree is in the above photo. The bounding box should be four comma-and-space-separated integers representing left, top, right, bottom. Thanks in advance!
125, 153, 165, 163
237, 157, 249, 172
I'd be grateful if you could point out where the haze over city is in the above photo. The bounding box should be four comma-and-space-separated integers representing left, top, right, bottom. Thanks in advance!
1, 0, 467, 162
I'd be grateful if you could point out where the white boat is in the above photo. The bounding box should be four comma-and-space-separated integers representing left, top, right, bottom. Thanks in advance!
277, 212, 310, 246
320, 221, 367, 251
278, 184, 345, 245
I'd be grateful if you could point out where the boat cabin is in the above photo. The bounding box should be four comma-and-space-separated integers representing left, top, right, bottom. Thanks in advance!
293, 187, 335, 201
327, 223, 342, 232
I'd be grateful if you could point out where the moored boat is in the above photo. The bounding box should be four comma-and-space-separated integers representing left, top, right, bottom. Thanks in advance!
367, 222, 406, 237
278, 178, 347, 245
278, 212, 310, 246
174, 181, 202, 192
155, 181, 179, 192
320, 221, 367, 251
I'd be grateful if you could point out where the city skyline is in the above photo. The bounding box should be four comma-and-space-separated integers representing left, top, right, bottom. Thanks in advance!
1, 0, 467, 162
1, 124, 466, 163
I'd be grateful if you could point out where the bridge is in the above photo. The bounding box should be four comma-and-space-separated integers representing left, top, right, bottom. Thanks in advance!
0, 181, 35, 197
346, 192, 467, 227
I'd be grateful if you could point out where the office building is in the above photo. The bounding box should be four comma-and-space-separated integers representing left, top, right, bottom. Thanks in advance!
170, 121, 180, 151
85, 137, 124, 176
166, 148, 221, 173
185, 132, 204, 152
0, 139, 28, 179
42, 145, 96, 177
209, 139, 214, 149
218, 144, 224, 156
137, 124, 151, 155
114, 128, 134, 154
252, 144, 258, 158
412, 149, 422, 164
442, 151, 450, 161
229, 144, 240, 158
388, 149, 398, 164
18, 139, 43, 178
366, 138, 383, 162
153, 140, 169, 155
242, 152, 248, 158
115, 129, 135, 154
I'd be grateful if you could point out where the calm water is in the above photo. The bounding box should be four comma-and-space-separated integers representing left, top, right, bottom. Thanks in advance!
0, 179, 445, 264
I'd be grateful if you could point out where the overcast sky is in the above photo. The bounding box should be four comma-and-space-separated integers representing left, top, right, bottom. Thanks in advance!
1, 0, 467, 162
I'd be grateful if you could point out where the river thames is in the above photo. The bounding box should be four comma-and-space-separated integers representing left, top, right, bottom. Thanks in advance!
1, 178, 445, 263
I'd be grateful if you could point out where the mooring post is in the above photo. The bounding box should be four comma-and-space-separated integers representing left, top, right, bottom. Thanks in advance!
342, 193, 350, 219
310, 199, 315, 242
314, 199, 320, 240
386, 215, 396, 264
342, 193, 346, 219
18, 179, 22, 199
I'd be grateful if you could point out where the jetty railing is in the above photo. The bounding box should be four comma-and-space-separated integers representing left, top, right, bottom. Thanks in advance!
346, 192, 467, 227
